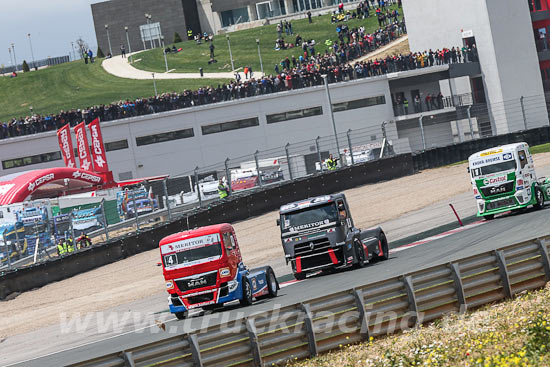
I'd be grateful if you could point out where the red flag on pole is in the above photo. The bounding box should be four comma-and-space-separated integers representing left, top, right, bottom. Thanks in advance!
88, 118, 110, 173
74, 122, 93, 171
56, 124, 77, 168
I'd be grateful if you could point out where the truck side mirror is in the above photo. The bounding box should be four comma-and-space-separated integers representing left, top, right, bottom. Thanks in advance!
276, 218, 280, 226
467, 167, 470, 173
156, 262, 162, 267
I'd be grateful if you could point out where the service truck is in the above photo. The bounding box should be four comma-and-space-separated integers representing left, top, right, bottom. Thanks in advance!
468, 142, 550, 219
277, 193, 389, 280
159, 223, 278, 320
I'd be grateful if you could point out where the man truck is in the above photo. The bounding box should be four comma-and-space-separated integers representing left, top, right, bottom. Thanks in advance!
468, 143, 550, 219
277, 193, 389, 280
159, 223, 278, 320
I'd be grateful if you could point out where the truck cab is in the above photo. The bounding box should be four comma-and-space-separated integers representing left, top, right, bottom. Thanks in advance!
468, 142, 546, 219
159, 224, 278, 320
278, 194, 388, 280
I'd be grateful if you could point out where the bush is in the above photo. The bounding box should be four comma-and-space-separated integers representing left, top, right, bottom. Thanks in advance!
97, 47, 105, 58
173, 32, 183, 44
22, 60, 30, 72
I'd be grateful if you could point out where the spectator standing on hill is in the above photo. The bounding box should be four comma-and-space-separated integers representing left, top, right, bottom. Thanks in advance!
307, 11, 312, 23
277, 23, 282, 38
209, 42, 215, 58
83, 50, 89, 64
120, 44, 126, 58
338, 1, 344, 13
88, 49, 94, 63
288, 21, 293, 35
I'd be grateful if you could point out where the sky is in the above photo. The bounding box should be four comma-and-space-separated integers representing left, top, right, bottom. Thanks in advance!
0, 0, 100, 68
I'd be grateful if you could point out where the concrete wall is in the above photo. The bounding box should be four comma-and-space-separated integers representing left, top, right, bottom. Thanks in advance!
91, 0, 195, 56
402, 0, 549, 135
0, 77, 394, 181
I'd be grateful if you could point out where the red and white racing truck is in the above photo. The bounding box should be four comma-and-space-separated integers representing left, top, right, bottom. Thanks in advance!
159, 224, 279, 319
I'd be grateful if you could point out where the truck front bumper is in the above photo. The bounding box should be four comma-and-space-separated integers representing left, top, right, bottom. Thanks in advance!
169, 278, 243, 314
292, 246, 349, 273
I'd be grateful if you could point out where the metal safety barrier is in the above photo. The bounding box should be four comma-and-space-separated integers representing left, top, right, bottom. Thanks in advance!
68, 235, 550, 367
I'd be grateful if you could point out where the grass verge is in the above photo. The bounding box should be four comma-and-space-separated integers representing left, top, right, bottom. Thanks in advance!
0, 60, 229, 122
133, 5, 402, 74
289, 284, 550, 367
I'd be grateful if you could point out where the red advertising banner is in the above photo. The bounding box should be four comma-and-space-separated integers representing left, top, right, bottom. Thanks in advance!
56, 124, 77, 168
88, 118, 110, 173
73, 122, 93, 171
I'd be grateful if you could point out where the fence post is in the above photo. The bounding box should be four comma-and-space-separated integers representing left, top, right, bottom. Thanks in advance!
347, 129, 355, 165
131, 189, 140, 233
100, 199, 109, 242
4, 232, 11, 270
188, 334, 203, 367
467, 105, 474, 140
121, 351, 136, 367
285, 143, 294, 180
162, 178, 172, 222
449, 263, 467, 312
224, 158, 233, 194
537, 238, 550, 282
300, 303, 318, 357
520, 96, 527, 130
495, 250, 512, 299
418, 115, 426, 150
353, 289, 370, 340
254, 150, 263, 188
403, 275, 419, 326
316, 136, 323, 173
246, 318, 263, 367
194, 166, 202, 208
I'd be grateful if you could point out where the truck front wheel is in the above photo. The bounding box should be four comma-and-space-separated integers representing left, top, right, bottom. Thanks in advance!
294, 272, 307, 281
353, 240, 366, 269
240, 278, 253, 306
175, 311, 188, 320
266, 268, 278, 298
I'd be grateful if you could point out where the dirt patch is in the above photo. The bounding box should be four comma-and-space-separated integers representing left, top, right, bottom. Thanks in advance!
2, 152, 550, 338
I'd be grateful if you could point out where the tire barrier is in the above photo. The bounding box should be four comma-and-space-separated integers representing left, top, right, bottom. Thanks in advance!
68, 235, 550, 367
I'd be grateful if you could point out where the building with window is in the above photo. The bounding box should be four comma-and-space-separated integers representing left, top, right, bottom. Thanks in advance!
529, 0, 550, 90
91, 0, 202, 56
403, 0, 549, 136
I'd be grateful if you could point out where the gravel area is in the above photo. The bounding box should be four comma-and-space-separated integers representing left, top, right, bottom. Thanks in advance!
2, 152, 550, 339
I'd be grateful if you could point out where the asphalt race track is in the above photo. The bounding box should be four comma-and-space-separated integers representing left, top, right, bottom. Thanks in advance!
6, 205, 550, 367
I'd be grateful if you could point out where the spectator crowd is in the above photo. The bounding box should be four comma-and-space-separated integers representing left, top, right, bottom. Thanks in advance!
0, 5, 478, 140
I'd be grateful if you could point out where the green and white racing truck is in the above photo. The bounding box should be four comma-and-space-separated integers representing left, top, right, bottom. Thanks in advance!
468, 142, 550, 219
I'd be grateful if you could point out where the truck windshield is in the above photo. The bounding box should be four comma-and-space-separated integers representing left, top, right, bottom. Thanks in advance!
471, 161, 516, 177
163, 243, 223, 268
281, 203, 338, 233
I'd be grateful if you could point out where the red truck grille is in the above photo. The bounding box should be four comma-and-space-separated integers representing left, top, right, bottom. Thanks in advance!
175, 271, 217, 292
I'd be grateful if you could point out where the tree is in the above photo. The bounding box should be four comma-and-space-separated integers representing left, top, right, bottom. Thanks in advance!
173, 32, 183, 44
75, 37, 89, 57
97, 47, 105, 58
22, 60, 30, 73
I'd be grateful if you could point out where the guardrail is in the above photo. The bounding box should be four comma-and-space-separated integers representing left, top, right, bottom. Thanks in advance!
68, 235, 550, 367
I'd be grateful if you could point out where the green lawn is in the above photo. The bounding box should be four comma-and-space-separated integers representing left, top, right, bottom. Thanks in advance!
134, 6, 402, 74
0, 61, 229, 122
531, 143, 550, 155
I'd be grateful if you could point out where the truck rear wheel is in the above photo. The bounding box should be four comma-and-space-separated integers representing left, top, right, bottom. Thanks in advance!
535, 188, 545, 210
294, 272, 307, 281
266, 268, 278, 298
484, 214, 495, 220
175, 311, 188, 320
240, 278, 253, 306
373, 233, 389, 261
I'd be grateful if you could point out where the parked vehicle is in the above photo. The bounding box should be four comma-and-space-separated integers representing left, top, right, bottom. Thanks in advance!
277, 193, 388, 280
117, 188, 158, 219
159, 223, 278, 320
468, 142, 549, 219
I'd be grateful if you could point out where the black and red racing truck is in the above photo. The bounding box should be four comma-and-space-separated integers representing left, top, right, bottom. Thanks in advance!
277, 193, 389, 280
160, 223, 279, 320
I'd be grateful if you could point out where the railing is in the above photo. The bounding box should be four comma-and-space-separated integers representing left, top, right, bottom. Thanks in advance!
68, 235, 550, 367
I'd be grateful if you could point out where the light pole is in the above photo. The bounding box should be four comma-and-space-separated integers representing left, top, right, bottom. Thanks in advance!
256, 38, 264, 75
145, 14, 154, 48
8, 47, 13, 67
27, 33, 36, 70
105, 24, 113, 56
70, 41, 76, 61
322, 75, 341, 161
11, 43, 17, 71
226, 34, 234, 72
161, 35, 168, 72
152, 72, 158, 96
125, 26, 133, 63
